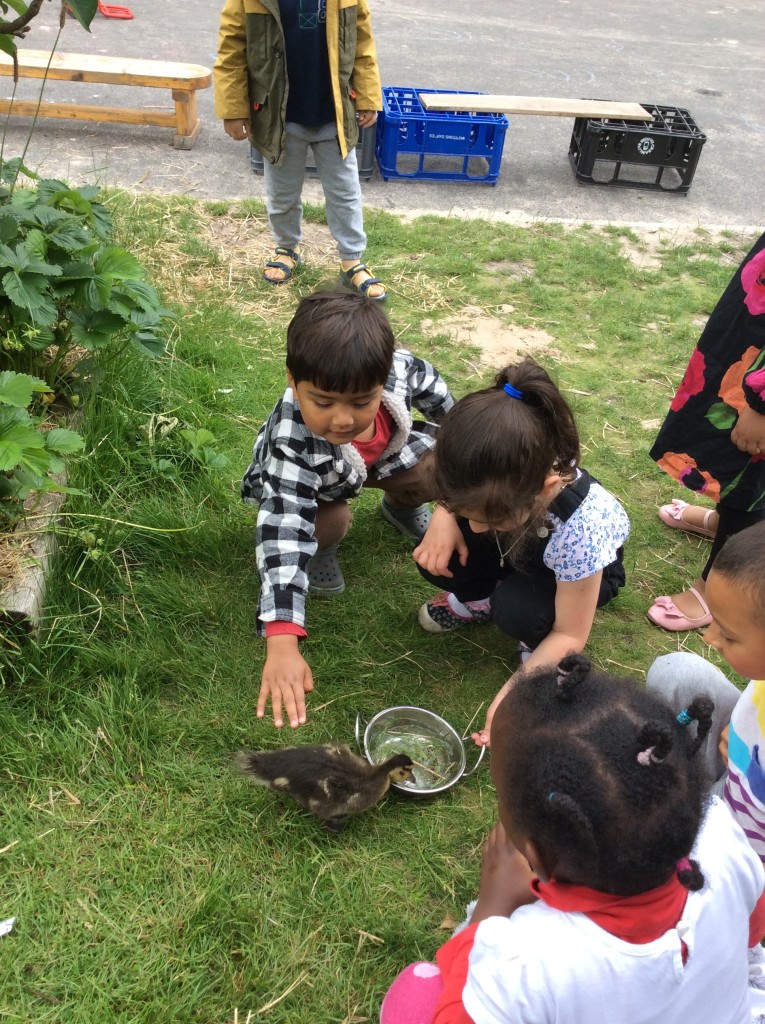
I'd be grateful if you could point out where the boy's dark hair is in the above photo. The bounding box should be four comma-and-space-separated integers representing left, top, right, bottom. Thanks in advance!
492, 654, 714, 896
712, 520, 765, 627
286, 290, 395, 394
434, 358, 580, 525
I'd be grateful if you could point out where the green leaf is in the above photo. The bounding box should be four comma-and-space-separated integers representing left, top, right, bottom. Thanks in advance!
2, 270, 57, 324
45, 427, 85, 455
0, 240, 27, 271
2, 0, 29, 16
0, 212, 19, 243
131, 331, 166, 359
116, 278, 161, 312
0, 370, 49, 408
182, 428, 217, 448
58, 259, 95, 281
95, 246, 143, 280
24, 227, 47, 261
85, 273, 114, 309
47, 220, 92, 252
705, 401, 738, 431
65, 0, 98, 30
0, 438, 22, 471
69, 308, 128, 348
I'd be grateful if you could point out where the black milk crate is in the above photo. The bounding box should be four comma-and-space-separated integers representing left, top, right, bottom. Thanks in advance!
568, 103, 706, 194
249, 125, 376, 181
376, 86, 508, 185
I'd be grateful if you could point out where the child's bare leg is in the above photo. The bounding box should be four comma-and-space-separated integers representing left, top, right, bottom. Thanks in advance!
308, 501, 352, 595
368, 454, 435, 541
314, 499, 352, 549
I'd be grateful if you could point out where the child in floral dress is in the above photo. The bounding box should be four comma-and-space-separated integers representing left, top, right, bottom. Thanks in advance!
648, 231, 765, 631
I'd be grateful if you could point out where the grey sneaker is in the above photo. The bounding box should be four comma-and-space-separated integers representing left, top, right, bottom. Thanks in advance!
380, 497, 431, 541
307, 545, 345, 595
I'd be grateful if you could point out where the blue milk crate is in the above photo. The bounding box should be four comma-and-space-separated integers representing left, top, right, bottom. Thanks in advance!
376, 87, 508, 185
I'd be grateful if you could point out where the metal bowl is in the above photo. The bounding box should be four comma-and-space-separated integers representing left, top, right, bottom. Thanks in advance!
355, 706, 485, 796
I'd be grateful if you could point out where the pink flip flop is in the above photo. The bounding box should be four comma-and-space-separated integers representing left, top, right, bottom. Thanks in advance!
658, 499, 716, 540
647, 586, 713, 632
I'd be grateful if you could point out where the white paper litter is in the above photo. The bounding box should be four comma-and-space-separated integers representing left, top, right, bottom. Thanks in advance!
0, 918, 15, 937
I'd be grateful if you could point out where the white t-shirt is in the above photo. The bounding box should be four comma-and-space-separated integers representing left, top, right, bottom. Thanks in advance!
543, 475, 630, 582
463, 799, 764, 1024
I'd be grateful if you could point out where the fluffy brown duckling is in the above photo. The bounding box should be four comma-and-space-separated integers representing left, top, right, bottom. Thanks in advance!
237, 744, 414, 832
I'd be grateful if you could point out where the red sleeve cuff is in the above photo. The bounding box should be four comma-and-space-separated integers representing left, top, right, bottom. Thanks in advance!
432, 923, 479, 1024
749, 889, 765, 947
264, 622, 308, 639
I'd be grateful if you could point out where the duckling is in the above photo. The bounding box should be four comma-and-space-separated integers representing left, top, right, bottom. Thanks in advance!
236, 744, 413, 832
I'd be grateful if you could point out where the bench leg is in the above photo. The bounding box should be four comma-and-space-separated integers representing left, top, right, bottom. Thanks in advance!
172, 89, 201, 150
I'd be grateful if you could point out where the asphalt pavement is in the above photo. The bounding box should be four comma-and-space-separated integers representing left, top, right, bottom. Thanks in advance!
6, 0, 764, 230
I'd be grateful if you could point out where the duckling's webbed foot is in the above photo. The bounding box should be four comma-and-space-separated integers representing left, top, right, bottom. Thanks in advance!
323, 816, 346, 834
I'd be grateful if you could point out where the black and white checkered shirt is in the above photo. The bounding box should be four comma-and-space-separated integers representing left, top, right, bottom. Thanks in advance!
242, 349, 454, 634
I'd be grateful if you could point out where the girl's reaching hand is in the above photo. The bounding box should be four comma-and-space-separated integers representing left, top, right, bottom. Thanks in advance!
413, 504, 468, 577
470, 822, 537, 924
471, 678, 514, 747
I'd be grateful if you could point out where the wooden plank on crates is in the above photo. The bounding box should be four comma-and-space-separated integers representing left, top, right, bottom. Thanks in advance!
419, 94, 653, 121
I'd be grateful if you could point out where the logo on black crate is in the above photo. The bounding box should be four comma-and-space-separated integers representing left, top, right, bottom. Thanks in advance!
637, 137, 655, 156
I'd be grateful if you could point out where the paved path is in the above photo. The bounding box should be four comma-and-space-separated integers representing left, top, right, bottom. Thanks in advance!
6, 0, 764, 230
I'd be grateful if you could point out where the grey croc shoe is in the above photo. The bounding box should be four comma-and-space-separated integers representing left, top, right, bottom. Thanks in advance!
307, 544, 345, 595
380, 498, 431, 541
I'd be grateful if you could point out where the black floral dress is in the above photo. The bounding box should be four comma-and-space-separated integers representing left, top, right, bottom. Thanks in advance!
649, 231, 765, 512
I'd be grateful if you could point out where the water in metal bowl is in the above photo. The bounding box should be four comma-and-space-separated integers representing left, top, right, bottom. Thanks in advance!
362, 706, 467, 795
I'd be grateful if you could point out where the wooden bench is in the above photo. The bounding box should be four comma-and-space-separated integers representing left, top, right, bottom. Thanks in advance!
0, 49, 212, 150
420, 95, 652, 121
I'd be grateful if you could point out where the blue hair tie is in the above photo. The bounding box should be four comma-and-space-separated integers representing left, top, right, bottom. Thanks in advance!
503, 382, 523, 400
676, 708, 692, 726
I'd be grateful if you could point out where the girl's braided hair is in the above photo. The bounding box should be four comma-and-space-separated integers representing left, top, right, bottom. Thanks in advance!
493, 654, 713, 895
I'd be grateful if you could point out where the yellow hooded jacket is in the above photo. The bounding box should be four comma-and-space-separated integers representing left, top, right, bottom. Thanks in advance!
214, 0, 382, 165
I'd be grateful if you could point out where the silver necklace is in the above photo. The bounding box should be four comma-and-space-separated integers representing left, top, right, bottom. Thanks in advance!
495, 521, 551, 567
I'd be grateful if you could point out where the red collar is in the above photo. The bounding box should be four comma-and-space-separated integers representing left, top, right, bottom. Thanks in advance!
532, 875, 688, 944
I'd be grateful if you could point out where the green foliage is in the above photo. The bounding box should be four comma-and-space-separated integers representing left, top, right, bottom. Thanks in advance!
0, 369, 83, 516
0, 1, 96, 59
0, 170, 172, 387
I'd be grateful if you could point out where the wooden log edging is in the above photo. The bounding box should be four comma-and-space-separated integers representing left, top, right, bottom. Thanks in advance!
0, 486, 66, 633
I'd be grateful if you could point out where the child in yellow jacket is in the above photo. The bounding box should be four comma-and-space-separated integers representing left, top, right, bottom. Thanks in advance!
214, 0, 386, 299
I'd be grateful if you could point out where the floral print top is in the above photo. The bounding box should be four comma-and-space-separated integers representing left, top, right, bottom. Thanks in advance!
650, 231, 765, 511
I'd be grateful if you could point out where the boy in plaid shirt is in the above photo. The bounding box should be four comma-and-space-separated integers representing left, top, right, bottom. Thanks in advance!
243, 291, 453, 729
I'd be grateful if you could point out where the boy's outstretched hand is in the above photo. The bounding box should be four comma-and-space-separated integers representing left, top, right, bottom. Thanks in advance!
259, 634, 314, 729
470, 822, 537, 924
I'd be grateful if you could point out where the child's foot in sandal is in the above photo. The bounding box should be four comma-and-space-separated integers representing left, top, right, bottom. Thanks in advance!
264, 247, 300, 285
339, 260, 387, 301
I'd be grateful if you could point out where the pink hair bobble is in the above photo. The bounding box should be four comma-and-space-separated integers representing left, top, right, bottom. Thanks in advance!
676, 857, 692, 876
637, 747, 659, 766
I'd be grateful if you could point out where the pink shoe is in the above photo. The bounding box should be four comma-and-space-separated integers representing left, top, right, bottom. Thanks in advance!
658, 499, 716, 540
647, 586, 713, 631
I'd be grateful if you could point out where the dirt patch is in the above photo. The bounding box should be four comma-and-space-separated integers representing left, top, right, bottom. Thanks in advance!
421, 305, 557, 370
204, 213, 338, 269
484, 260, 535, 280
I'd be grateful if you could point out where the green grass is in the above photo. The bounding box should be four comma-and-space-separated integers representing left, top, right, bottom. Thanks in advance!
0, 197, 757, 1023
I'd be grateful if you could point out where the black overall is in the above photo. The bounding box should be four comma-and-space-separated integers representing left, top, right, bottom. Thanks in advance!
418, 470, 626, 647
